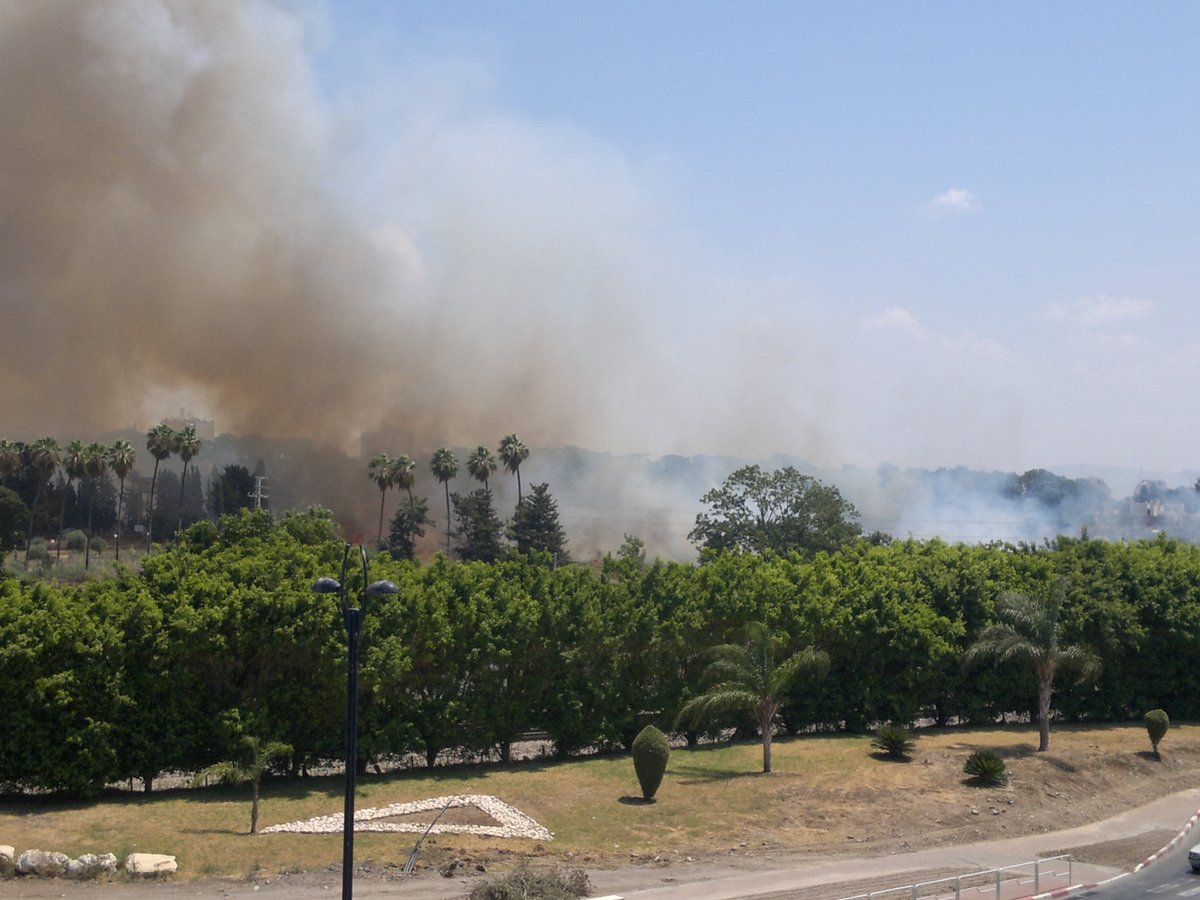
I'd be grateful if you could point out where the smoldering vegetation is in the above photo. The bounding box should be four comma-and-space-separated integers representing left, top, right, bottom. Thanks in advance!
89, 429, 1200, 562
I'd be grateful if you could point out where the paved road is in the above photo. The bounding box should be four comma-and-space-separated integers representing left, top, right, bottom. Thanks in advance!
1079, 827, 1200, 898
7, 789, 1200, 899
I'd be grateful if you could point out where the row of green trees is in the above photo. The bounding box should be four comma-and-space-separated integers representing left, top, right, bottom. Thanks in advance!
0, 424, 205, 564
2, 510, 1197, 794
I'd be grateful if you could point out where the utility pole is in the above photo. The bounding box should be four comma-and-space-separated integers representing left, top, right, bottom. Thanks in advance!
250, 475, 269, 511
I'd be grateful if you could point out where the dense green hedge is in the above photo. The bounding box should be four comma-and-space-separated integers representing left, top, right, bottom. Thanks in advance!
3, 511, 1200, 794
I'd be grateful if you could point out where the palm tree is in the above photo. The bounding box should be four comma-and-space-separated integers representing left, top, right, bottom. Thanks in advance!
674, 622, 829, 774
466, 446, 497, 491
192, 736, 292, 834
174, 424, 201, 534
964, 581, 1100, 752
393, 453, 416, 502
25, 437, 60, 561
368, 453, 397, 548
82, 442, 108, 570
145, 424, 175, 549
0, 440, 19, 483
60, 439, 87, 560
497, 434, 529, 502
109, 439, 136, 562
0, 440, 23, 564
430, 448, 459, 555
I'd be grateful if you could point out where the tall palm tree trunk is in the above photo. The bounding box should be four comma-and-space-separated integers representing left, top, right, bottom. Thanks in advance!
757, 699, 778, 774
177, 464, 188, 534
1037, 672, 1053, 752
27, 483, 46, 561
115, 480, 125, 561
55, 483, 68, 560
146, 460, 160, 549
443, 483, 452, 554
84, 481, 94, 570
250, 781, 261, 834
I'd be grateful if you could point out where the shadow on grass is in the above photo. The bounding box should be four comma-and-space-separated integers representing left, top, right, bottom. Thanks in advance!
670, 764, 761, 784
994, 744, 1038, 760
869, 752, 913, 763
1038, 755, 1079, 772
617, 796, 655, 806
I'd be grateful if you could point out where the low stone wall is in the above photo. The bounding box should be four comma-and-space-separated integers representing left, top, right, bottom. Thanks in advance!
0, 845, 177, 880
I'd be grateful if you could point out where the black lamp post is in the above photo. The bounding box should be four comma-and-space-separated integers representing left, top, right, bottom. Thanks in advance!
313, 543, 398, 900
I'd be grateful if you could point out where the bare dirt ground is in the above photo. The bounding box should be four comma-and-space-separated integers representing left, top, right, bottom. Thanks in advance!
6, 725, 1200, 898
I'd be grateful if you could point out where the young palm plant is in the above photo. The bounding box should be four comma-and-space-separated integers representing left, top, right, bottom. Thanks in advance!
193, 736, 292, 834
675, 621, 829, 774
964, 580, 1100, 752
871, 723, 916, 760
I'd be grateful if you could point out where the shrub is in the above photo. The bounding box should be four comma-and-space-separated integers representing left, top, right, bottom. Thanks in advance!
88, 536, 107, 555
964, 750, 1007, 786
468, 864, 590, 900
1145, 709, 1169, 757
25, 538, 50, 562
631, 724, 670, 800
871, 723, 916, 759
64, 529, 87, 552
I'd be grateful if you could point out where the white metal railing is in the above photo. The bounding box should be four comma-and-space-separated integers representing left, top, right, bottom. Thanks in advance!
838, 854, 1072, 900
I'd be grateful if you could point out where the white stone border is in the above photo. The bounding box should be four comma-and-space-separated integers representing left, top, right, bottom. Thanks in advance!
260, 793, 553, 841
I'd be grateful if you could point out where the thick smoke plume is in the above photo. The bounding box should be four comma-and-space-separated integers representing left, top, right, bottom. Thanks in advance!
0, 0, 665, 453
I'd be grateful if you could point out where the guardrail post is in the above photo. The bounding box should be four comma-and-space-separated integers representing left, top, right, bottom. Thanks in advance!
1035, 857, 1040, 894
955, 874, 961, 899
995, 869, 1001, 899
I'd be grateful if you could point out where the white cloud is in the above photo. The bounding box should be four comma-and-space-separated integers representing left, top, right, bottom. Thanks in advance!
865, 306, 924, 337
1043, 294, 1155, 327
925, 187, 979, 214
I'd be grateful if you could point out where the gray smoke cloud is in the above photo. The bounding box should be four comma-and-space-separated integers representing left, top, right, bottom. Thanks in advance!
0, 0, 681, 455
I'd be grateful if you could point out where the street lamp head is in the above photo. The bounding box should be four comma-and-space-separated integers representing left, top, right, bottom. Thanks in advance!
365, 579, 399, 597
312, 576, 343, 594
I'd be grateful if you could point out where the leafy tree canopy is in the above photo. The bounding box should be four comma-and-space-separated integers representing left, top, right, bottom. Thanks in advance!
689, 465, 862, 557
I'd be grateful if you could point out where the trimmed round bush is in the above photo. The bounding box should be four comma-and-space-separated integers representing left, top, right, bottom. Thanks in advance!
64, 529, 87, 551
88, 536, 107, 555
631, 724, 670, 801
964, 750, 1007, 786
871, 723, 916, 759
25, 538, 50, 562
1145, 709, 1169, 756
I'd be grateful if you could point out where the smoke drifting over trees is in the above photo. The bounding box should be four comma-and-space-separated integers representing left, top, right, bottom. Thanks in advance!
0, 1, 666, 454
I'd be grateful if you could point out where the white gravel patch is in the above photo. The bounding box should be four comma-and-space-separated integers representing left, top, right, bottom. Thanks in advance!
260, 793, 553, 841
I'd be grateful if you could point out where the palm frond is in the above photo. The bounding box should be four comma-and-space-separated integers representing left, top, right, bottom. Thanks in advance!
192, 761, 248, 788
770, 646, 830, 695
674, 688, 758, 730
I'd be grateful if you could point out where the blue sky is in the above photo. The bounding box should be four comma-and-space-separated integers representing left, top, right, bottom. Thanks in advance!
297, 2, 1200, 474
